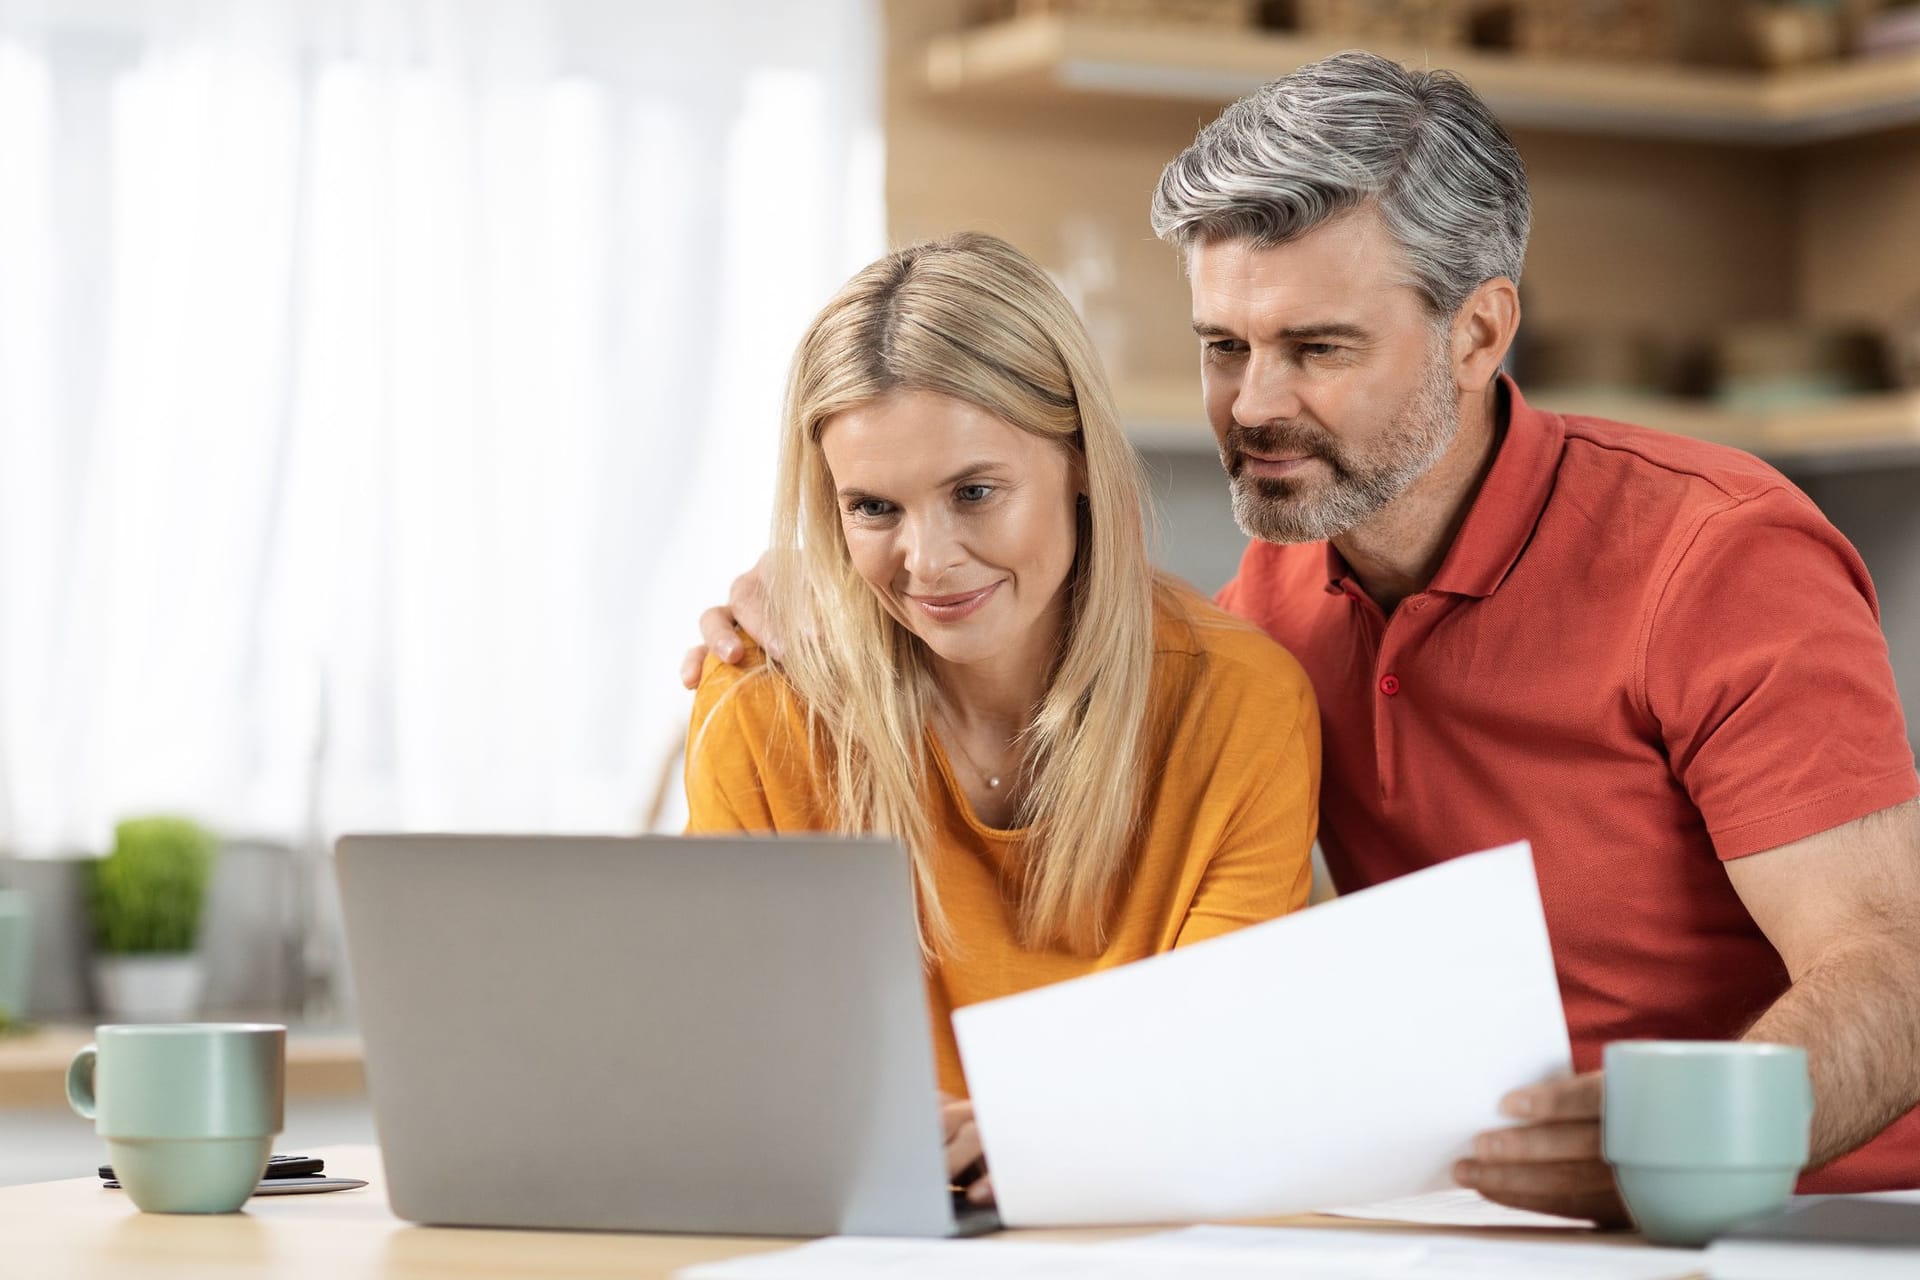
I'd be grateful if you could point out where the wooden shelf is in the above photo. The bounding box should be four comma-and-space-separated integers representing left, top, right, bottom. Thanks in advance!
1119, 380, 1920, 470
923, 15, 1920, 145
1115, 378, 1220, 453
1533, 389, 1920, 467
0, 1024, 365, 1109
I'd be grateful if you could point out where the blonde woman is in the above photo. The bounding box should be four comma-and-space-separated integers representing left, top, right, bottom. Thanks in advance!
684, 232, 1318, 1198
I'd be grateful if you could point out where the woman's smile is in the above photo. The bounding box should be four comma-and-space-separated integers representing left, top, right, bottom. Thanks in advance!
906, 581, 1002, 623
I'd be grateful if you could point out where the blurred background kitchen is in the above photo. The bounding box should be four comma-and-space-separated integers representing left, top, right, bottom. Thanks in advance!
2, 0, 1916, 1183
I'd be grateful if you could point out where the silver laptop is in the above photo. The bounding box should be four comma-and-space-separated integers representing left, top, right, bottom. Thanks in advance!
335, 833, 998, 1237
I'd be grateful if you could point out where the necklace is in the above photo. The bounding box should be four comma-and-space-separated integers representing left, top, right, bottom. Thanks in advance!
936, 710, 1013, 791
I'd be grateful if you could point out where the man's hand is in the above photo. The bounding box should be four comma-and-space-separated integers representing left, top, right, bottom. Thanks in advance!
940, 1093, 994, 1206
678, 553, 778, 689
1454, 1072, 1630, 1227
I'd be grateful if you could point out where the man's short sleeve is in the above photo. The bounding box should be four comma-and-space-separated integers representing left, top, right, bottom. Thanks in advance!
1643, 487, 1918, 860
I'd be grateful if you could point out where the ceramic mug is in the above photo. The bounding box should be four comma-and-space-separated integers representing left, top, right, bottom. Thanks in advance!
67, 1022, 285, 1213
1602, 1040, 1812, 1246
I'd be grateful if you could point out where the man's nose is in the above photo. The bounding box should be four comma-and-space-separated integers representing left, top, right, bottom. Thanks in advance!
1233, 349, 1306, 427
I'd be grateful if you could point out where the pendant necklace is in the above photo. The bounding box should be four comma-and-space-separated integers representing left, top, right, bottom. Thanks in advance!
938, 710, 1011, 791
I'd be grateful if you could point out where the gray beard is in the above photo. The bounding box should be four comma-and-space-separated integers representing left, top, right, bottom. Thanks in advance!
1225, 344, 1459, 545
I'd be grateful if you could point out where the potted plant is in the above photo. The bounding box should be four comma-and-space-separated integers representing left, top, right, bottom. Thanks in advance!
0, 885, 31, 1032
85, 816, 219, 1022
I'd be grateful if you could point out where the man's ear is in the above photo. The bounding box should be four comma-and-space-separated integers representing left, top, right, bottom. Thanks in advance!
1451, 276, 1521, 392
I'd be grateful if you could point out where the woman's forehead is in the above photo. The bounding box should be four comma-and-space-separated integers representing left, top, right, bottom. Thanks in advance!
820, 391, 1063, 483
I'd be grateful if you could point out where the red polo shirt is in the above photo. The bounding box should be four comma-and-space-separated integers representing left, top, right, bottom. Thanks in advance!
1217, 376, 1920, 1192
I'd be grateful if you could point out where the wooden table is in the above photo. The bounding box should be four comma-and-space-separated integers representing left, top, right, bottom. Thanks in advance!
6, 1143, 1694, 1279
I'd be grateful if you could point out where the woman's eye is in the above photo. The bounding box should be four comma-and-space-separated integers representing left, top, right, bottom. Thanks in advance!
848, 498, 894, 519
955, 484, 993, 503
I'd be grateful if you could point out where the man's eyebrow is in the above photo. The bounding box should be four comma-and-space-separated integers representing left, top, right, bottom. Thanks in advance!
1192, 320, 1373, 342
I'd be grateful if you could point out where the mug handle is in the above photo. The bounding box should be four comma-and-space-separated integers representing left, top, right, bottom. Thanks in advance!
66, 1044, 97, 1120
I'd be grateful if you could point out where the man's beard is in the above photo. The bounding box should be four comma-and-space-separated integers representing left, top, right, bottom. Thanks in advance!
1221, 339, 1459, 545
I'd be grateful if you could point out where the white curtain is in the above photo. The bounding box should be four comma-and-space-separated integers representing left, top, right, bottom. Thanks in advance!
0, 0, 884, 856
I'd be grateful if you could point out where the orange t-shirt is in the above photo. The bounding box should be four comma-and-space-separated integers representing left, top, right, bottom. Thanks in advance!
1218, 375, 1920, 1192
684, 586, 1320, 1096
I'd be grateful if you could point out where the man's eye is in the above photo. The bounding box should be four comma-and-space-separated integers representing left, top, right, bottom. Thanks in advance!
1299, 342, 1340, 358
1205, 339, 1246, 357
847, 498, 894, 519
955, 484, 993, 503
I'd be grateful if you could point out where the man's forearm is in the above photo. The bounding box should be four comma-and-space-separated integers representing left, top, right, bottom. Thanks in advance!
1744, 927, 1920, 1168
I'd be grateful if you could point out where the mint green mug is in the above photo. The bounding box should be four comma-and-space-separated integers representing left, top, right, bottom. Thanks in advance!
1602, 1040, 1812, 1246
67, 1023, 286, 1213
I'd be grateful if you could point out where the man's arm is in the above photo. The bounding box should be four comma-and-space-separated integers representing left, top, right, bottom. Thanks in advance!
1459, 800, 1920, 1221
1731, 798, 1920, 1167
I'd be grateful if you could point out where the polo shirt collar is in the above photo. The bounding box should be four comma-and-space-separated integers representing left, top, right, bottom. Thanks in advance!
1316, 376, 1563, 599
1426, 374, 1563, 599
1319, 375, 1562, 599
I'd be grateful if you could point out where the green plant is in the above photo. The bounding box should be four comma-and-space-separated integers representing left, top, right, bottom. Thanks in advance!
84, 816, 219, 954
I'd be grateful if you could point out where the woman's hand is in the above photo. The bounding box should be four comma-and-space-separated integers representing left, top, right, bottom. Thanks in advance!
679, 552, 779, 688
940, 1092, 995, 1206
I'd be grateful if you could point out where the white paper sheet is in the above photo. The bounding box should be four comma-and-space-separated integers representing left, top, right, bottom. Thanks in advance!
676, 1229, 1703, 1280
1322, 1188, 1592, 1229
673, 1237, 1331, 1279
1106, 1225, 1704, 1278
952, 843, 1574, 1226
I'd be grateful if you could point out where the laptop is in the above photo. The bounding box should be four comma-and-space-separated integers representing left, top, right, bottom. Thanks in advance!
335, 833, 999, 1237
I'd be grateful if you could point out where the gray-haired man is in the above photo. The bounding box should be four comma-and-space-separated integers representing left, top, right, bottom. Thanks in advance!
689, 52, 1920, 1222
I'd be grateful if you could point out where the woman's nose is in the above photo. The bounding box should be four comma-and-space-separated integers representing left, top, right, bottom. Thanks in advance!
901, 511, 965, 583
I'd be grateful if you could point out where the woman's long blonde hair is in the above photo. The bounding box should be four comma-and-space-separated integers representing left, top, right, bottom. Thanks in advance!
767, 232, 1157, 956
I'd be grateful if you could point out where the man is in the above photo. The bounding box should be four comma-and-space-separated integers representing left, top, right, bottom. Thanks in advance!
686, 52, 1920, 1221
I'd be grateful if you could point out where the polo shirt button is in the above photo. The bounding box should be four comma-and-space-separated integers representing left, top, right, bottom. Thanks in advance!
1379, 673, 1401, 697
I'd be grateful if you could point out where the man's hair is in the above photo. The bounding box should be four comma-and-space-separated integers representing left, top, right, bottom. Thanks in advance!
1150, 51, 1531, 316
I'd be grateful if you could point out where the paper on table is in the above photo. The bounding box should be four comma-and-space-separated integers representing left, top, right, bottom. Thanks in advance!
672, 1236, 1368, 1279
675, 1228, 1704, 1280
675, 1230, 1701, 1280
1321, 1188, 1592, 1229
1102, 1225, 1704, 1279
953, 843, 1574, 1227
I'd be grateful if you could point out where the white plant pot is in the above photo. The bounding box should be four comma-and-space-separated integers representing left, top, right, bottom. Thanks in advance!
92, 954, 207, 1023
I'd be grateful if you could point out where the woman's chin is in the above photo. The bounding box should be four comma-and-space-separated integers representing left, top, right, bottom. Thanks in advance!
913, 628, 1004, 669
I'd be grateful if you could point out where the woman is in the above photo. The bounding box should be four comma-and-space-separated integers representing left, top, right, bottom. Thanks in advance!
684, 232, 1318, 1198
